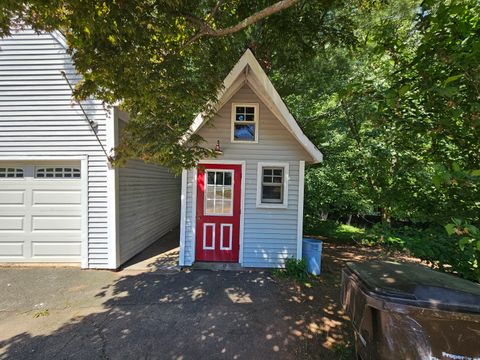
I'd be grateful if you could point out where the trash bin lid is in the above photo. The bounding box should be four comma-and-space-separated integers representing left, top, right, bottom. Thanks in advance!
303, 237, 323, 245
346, 261, 480, 313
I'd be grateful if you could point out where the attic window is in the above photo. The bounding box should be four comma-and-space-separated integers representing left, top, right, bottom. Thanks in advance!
231, 103, 258, 142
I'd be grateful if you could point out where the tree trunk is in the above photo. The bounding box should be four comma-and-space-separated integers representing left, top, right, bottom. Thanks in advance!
346, 214, 352, 226
380, 207, 391, 224
320, 211, 329, 221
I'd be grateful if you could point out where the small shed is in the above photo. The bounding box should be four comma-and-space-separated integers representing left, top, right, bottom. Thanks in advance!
179, 49, 323, 268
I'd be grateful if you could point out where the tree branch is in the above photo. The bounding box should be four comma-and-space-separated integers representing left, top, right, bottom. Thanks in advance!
205, 0, 299, 37
183, 0, 299, 48
206, 0, 225, 22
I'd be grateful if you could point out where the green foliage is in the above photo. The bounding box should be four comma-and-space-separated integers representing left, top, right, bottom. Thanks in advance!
445, 219, 480, 282
309, 218, 479, 282
273, 258, 310, 282
274, 0, 480, 225
0, 0, 358, 171
304, 218, 365, 243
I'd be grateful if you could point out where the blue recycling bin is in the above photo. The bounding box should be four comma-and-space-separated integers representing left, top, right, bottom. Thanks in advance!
302, 238, 323, 275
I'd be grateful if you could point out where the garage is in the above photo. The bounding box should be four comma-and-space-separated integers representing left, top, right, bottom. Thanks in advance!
0, 163, 84, 263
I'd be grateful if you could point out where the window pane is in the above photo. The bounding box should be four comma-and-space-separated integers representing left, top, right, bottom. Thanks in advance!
223, 201, 232, 214
236, 114, 246, 121
206, 200, 215, 214
262, 185, 282, 203
215, 200, 223, 214
273, 169, 282, 176
224, 172, 232, 185
236, 106, 245, 113
234, 124, 255, 141
207, 172, 215, 185
273, 176, 282, 183
206, 187, 215, 200
245, 114, 254, 121
224, 188, 232, 200
215, 172, 224, 185
246, 107, 255, 114
263, 176, 272, 183
263, 168, 273, 176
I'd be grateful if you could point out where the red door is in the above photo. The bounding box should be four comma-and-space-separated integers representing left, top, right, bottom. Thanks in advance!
195, 164, 241, 262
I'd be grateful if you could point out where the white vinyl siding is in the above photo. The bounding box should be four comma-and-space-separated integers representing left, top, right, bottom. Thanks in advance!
118, 160, 181, 265
183, 85, 308, 267
0, 30, 110, 267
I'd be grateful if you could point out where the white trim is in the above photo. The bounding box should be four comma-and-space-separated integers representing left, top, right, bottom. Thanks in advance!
51, 30, 68, 50
0, 154, 89, 268
179, 169, 188, 266
230, 102, 259, 143
296, 161, 305, 260
188, 49, 323, 163
203, 223, 216, 250
256, 162, 289, 209
220, 223, 233, 250
196, 160, 246, 265
80, 157, 89, 268
106, 106, 119, 269
190, 168, 198, 265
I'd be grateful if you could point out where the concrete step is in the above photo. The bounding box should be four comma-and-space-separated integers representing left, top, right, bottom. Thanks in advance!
191, 262, 244, 271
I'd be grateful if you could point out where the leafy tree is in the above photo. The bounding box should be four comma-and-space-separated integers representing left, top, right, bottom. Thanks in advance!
0, 0, 356, 171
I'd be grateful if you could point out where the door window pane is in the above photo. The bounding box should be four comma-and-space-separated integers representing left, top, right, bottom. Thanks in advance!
204, 170, 234, 215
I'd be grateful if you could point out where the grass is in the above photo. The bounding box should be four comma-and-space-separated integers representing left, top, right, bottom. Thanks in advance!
305, 218, 365, 243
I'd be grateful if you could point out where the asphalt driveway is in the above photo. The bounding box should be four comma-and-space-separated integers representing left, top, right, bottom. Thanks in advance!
2, 235, 407, 359
0, 266, 330, 360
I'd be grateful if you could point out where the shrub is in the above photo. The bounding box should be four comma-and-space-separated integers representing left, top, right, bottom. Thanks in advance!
274, 258, 310, 282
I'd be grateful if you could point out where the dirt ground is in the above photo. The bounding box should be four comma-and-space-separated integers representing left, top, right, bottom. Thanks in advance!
279, 242, 421, 359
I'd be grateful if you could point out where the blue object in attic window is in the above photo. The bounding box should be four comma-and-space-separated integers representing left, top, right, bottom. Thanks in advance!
234, 124, 255, 141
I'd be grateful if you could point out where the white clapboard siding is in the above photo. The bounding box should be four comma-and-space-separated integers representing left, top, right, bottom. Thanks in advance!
118, 160, 181, 264
0, 29, 111, 268
184, 85, 308, 267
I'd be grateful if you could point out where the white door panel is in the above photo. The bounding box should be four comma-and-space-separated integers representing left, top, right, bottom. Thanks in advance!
0, 163, 82, 262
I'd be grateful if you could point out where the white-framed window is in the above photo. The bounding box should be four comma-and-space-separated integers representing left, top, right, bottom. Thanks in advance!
205, 170, 233, 216
256, 162, 289, 208
231, 103, 259, 143
0, 167, 24, 178
35, 167, 81, 179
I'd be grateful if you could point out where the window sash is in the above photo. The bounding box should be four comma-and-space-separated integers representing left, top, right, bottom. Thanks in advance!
261, 167, 284, 204
232, 103, 258, 142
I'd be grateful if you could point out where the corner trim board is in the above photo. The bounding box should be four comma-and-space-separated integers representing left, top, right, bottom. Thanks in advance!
179, 169, 188, 266
296, 160, 305, 260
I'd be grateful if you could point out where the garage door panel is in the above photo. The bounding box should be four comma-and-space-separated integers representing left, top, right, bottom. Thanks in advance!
32, 241, 81, 257
0, 190, 25, 205
32, 190, 81, 205
0, 163, 82, 263
31, 216, 81, 231
0, 216, 24, 231
0, 242, 24, 257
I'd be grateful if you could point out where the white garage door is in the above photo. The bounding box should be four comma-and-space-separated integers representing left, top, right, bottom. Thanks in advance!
0, 164, 83, 262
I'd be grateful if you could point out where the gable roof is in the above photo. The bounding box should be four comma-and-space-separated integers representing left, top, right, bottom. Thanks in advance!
188, 49, 323, 163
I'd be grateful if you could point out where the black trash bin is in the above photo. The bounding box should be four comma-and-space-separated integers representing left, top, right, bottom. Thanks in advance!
341, 261, 480, 360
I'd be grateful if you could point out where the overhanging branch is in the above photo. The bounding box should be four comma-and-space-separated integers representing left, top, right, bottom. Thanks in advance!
184, 0, 299, 47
